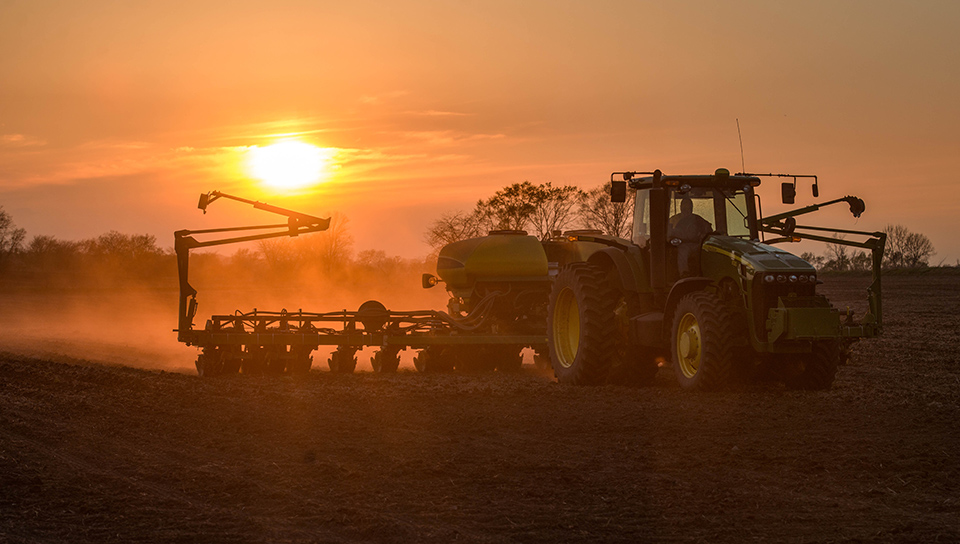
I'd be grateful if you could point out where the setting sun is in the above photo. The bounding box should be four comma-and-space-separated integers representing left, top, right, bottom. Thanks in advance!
246, 141, 332, 190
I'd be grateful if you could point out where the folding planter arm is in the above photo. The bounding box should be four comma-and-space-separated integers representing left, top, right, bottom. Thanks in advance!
759, 197, 886, 336
174, 192, 330, 339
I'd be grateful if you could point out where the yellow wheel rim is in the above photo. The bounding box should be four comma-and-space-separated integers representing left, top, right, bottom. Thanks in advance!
676, 312, 702, 379
553, 287, 580, 369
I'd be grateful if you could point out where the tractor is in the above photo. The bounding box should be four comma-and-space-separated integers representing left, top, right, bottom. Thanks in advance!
425, 168, 885, 390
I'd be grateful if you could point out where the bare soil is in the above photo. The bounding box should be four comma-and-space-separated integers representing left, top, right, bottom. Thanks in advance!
1, 276, 958, 543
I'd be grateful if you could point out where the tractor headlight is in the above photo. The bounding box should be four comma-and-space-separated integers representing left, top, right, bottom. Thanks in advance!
799, 275, 808, 283
777, 274, 787, 283
789, 274, 798, 283
764, 274, 775, 283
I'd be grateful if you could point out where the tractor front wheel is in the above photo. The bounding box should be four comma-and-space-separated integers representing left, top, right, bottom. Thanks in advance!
670, 291, 741, 391
547, 263, 616, 385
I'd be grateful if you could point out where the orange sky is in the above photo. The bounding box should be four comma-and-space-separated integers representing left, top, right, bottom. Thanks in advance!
2, 1, 959, 263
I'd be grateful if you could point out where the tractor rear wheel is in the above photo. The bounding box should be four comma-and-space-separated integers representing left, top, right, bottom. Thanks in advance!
785, 341, 840, 390
547, 263, 616, 385
670, 291, 741, 391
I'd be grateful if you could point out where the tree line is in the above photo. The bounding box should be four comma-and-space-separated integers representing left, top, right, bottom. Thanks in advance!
0, 206, 425, 291
801, 224, 937, 272
0, 190, 944, 290
424, 181, 633, 250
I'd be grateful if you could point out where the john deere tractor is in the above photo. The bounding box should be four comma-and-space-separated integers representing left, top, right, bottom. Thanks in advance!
426, 168, 884, 390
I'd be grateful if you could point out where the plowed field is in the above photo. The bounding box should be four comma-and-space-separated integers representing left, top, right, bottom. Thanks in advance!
1, 276, 958, 543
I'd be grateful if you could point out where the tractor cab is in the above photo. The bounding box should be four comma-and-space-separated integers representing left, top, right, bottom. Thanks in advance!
618, 168, 761, 289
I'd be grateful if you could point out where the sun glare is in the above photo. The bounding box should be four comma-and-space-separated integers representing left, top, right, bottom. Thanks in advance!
246, 141, 332, 190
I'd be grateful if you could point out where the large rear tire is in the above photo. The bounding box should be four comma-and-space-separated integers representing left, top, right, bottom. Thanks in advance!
547, 263, 616, 385
670, 291, 741, 391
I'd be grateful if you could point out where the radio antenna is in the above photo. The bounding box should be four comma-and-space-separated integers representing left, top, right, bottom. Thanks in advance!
736, 118, 746, 173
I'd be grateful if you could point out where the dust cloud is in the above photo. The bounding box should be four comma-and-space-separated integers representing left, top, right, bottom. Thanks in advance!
0, 257, 450, 374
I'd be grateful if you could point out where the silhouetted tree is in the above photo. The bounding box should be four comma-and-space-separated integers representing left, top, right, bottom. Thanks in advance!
800, 251, 825, 269
0, 207, 26, 265
423, 210, 486, 251
883, 224, 935, 268
578, 182, 634, 238
823, 235, 851, 271
297, 212, 354, 272
527, 183, 584, 240
475, 181, 540, 232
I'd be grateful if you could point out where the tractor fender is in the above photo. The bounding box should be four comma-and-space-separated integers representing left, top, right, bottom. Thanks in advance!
662, 277, 715, 336
586, 247, 639, 293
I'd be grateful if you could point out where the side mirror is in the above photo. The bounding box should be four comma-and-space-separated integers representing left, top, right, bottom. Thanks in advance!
422, 273, 440, 289
611, 181, 627, 203
781, 182, 796, 205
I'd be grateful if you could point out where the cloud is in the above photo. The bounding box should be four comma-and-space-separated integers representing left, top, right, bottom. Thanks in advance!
1, 134, 47, 147
391, 130, 506, 146
401, 110, 474, 117
358, 90, 410, 105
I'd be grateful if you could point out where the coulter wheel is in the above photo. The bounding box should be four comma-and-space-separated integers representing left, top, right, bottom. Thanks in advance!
241, 346, 268, 376
413, 347, 454, 373
264, 346, 287, 375
371, 347, 401, 373
288, 346, 314, 375
220, 345, 242, 374
547, 263, 616, 385
670, 291, 742, 391
196, 347, 224, 378
328, 348, 358, 374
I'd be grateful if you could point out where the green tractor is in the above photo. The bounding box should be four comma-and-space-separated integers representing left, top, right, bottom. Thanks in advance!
426, 168, 885, 390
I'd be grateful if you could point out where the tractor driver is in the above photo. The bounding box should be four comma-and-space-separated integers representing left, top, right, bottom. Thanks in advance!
669, 196, 713, 277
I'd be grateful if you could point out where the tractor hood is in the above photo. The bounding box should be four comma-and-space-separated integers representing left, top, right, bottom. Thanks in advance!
703, 236, 815, 274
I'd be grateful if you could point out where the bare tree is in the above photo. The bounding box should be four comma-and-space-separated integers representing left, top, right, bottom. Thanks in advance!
298, 212, 354, 272
0, 207, 26, 262
823, 235, 851, 271
800, 251, 825, 269
423, 209, 486, 251
883, 224, 934, 268
850, 250, 872, 272
527, 183, 584, 240
578, 182, 634, 238
257, 238, 299, 271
